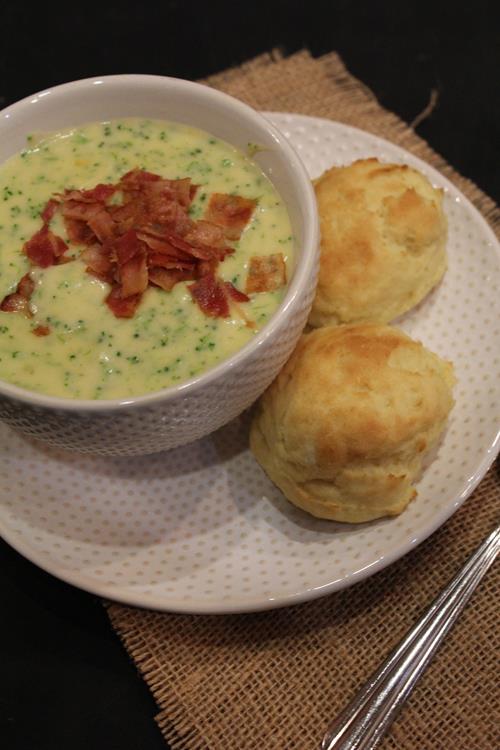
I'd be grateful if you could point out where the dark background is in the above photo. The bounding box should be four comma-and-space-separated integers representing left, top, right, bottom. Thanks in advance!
1, 2, 498, 748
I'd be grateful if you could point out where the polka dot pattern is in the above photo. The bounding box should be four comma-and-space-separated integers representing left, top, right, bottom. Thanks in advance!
0, 114, 498, 613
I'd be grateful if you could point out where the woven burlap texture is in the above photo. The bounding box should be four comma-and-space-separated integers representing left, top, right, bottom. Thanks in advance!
107, 50, 500, 750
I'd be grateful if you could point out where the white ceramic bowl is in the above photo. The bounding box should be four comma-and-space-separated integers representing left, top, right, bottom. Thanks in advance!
0, 75, 319, 455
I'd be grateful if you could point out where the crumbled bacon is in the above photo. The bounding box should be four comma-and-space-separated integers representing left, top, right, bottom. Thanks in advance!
108, 201, 138, 234
62, 183, 116, 204
164, 232, 197, 253
224, 282, 254, 328
82, 184, 116, 202
105, 285, 142, 318
147, 177, 195, 208
119, 253, 149, 298
245, 253, 287, 294
188, 273, 230, 318
17, 273, 35, 300
6, 167, 260, 321
148, 253, 195, 271
61, 199, 103, 223
136, 232, 193, 262
188, 274, 253, 320
0, 272, 35, 317
111, 228, 143, 266
157, 202, 194, 235
81, 244, 114, 282
224, 281, 250, 303
205, 193, 256, 240
0, 293, 31, 316
196, 259, 219, 278
32, 324, 50, 336
41, 198, 59, 224
63, 217, 97, 246
120, 168, 162, 189
149, 267, 194, 292
87, 207, 116, 242
184, 220, 226, 249
24, 225, 68, 267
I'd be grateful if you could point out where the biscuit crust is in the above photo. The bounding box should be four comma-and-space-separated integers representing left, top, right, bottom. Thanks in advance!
250, 324, 455, 522
309, 159, 448, 327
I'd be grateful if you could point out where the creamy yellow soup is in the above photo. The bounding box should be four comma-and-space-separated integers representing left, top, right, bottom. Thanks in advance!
0, 119, 294, 399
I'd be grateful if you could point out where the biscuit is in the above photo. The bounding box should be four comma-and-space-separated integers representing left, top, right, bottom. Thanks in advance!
309, 158, 448, 327
250, 324, 455, 522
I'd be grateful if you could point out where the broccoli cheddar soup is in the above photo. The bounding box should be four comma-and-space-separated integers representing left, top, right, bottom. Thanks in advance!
0, 118, 294, 399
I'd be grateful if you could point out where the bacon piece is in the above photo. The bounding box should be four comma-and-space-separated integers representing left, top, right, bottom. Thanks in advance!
63, 184, 116, 203
188, 273, 230, 318
183, 220, 235, 260
196, 259, 219, 278
120, 169, 162, 190
188, 275, 250, 318
24, 225, 68, 267
63, 217, 96, 246
1, 272, 36, 318
148, 253, 195, 271
87, 207, 116, 242
50, 235, 68, 260
112, 229, 144, 266
205, 193, 256, 240
41, 198, 59, 224
81, 244, 114, 282
145, 197, 194, 234
165, 230, 232, 262
17, 273, 35, 300
108, 201, 139, 234
184, 220, 226, 249
121, 170, 196, 208
105, 285, 142, 318
119, 170, 196, 235
137, 210, 193, 240
147, 177, 194, 208
165, 233, 197, 254
148, 267, 194, 292
224, 281, 250, 303
0, 293, 31, 315
186, 244, 233, 262
84, 183, 116, 202
136, 231, 193, 260
61, 200, 102, 222
224, 282, 254, 328
57, 183, 115, 244
119, 253, 149, 298
32, 324, 50, 336
245, 253, 287, 294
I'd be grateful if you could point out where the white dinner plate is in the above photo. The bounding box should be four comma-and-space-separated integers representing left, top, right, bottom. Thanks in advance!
1, 114, 499, 614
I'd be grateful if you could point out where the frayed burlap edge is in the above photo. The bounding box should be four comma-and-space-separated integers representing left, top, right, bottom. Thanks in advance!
203, 49, 499, 236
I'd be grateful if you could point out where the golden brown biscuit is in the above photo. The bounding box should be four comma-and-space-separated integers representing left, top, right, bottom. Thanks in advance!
250, 324, 455, 522
309, 158, 448, 327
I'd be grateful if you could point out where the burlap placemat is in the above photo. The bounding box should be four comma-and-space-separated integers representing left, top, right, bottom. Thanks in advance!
106, 50, 499, 750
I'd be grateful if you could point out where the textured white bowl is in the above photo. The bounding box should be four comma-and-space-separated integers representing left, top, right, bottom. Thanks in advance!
0, 75, 319, 455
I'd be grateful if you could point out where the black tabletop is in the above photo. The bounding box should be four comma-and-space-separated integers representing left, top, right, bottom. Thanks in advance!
1, 2, 498, 749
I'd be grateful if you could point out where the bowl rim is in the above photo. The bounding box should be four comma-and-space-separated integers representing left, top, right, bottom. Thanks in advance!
0, 73, 319, 413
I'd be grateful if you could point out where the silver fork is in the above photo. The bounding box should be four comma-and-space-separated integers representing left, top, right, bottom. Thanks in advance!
321, 525, 500, 750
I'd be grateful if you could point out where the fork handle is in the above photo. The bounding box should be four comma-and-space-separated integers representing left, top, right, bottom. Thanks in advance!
321, 526, 500, 750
